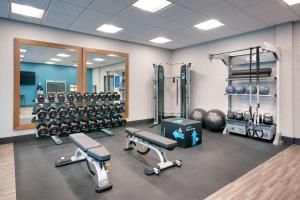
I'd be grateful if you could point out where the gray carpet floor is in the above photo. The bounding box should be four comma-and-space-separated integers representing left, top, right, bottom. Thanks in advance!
14, 123, 288, 200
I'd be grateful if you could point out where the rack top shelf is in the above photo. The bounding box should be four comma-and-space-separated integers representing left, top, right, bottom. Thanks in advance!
226, 76, 277, 81
225, 93, 277, 97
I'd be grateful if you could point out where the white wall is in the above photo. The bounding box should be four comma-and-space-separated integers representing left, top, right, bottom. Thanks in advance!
0, 19, 171, 138
172, 24, 296, 139
293, 22, 300, 139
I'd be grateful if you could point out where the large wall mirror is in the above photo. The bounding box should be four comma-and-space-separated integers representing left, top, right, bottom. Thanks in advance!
83, 49, 129, 118
14, 38, 82, 130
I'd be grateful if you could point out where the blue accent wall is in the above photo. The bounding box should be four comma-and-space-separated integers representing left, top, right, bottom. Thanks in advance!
86, 69, 93, 93
20, 62, 93, 106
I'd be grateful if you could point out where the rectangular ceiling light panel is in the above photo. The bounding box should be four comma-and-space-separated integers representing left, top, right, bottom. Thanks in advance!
57, 53, 70, 57
283, 0, 300, 5
97, 24, 123, 33
194, 19, 224, 31
11, 3, 44, 18
150, 37, 172, 44
133, 0, 172, 13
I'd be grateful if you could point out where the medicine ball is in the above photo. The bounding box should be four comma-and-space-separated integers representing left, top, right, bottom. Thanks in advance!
259, 86, 270, 95
75, 92, 83, 102
227, 111, 235, 119
235, 111, 244, 120
204, 109, 226, 132
263, 113, 274, 125
235, 86, 246, 94
245, 85, 257, 94
243, 111, 251, 121
190, 108, 206, 123
226, 86, 235, 94
57, 94, 65, 103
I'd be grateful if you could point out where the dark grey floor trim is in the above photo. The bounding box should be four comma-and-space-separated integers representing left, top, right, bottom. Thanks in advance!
282, 136, 300, 145
126, 118, 154, 126
0, 134, 36, 144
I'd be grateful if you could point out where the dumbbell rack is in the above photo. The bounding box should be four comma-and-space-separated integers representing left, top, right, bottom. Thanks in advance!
32, 92, 126, 145
209, 43, 281, 145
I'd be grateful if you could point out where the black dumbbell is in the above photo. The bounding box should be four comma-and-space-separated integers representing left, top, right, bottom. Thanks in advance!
67, 105, 77, 117
77, 106, 86, 116
96, 118, 105, 130
112, 92, 121, 100
75, 92, 83, 102
58, 106, 68, 118
102, 104, 109, 114
69, 120, 80, 133
104, 118, 112, 128
114, 103, 124, 113
37, 123, 48, 137
84, 93, 91, 101
114, 114, 126, 126
88, 119, 97, 131
86, 106, 95, 116
106, 92, 113, 101
79, 120, 89, 132
57, 93, 65, 103
59, 121, 70, 136
111, 117, 119, 127
91, 92, 99, 101
47, 94, 55, 103
108, 104, 116, 113
37, 107, 47, 120
99, 92, 107, 101
95, 105, 103, 115
48, 107, 57, 119
37, 94, 45, 103
48, 121, 60, 136
67, 93, 75, 102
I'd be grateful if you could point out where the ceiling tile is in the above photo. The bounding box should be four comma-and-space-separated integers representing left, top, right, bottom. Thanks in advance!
116, 6, 172, 26
11, 0, 51, 10
176, 0, 221, 13
107, 16, 154, 33
42, 11, 76, 29
69, 18, 101, 34
88, 0, 128, 15
10, 13, 42, 24
114, 0, 137, 5
199, 1, 239, 18
47, 0, 85, 17
0, 0, 9, 18
57, 0, 93, 7
157, 4, 196, 21
289, 3, 300, 18
242, 0, 298, 25
78, 9, 111, 23
172, 11, 207, 27
225, 0, 267, 9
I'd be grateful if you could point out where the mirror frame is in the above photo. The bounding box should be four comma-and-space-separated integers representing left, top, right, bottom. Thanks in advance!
13, 38, 83, 130
83, 48, 129, 118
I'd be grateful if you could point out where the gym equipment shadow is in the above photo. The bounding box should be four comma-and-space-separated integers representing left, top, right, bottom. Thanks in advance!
14, 124, 288, 200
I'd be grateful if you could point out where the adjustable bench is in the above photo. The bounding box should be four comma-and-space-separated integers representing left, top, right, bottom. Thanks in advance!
55, 133, 112, 193
124, 127, 182, 175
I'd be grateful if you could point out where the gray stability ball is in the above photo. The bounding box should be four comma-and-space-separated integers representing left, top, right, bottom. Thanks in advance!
190, 108, 206, 123
204, 109, 226, 132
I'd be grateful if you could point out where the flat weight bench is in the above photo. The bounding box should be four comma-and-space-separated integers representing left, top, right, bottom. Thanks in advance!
124, 127, 182, 175
55, 133, 112, 193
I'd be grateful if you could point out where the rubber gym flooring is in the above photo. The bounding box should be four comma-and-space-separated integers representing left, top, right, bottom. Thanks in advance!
14, 123, 288, 200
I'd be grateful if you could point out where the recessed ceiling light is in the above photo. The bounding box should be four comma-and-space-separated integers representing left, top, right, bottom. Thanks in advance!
45, 61, 55, 64
194, 19, 224, 31
93, 58, 105, 62
11, 3, 45, 18
150, 37, 172, 44
132, 0, 172, 13
73, 64, 77, 67
96, 24, 123, 33
57, 53, 70, 58
20, 55, 24, 58
20, 49, 27, 53
86, 62, 93, 65
50, 58, 62, 61
107, 54, 119, 57
68, 49, 76, 52
282, 0, 300, 5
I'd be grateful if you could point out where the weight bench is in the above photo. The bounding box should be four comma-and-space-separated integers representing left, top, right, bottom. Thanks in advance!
124, 127, 182, 175
55, 133, 112, 193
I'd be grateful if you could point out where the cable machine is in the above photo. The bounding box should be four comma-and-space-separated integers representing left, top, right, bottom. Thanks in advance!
209, 43, 281, 145
152, 63, 191, 127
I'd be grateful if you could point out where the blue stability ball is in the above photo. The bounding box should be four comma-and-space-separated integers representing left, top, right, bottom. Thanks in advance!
245, 85, 257, 94
259, 86, 270, 95
226, 86, 235, 94
235, 85, 246, 94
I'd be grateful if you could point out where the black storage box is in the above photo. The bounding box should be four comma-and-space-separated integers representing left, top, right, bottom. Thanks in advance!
161, 118, 202, 148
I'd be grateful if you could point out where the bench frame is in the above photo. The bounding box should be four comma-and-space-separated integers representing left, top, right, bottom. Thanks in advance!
124, 132, 182, 175
56, 145, 112, 193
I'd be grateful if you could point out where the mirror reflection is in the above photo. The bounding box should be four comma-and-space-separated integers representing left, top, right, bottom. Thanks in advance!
19, 44, 78, 125
85, 52, 126, 111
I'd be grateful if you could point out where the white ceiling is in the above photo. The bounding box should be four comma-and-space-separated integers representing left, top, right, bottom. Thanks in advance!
2, 0, 300, 49
20, 44, 125, 67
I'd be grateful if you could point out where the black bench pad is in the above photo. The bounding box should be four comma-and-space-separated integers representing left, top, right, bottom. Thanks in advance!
87, 146, 110, 162
135, 131, 177, 150
125, 127, 142, 135
70, 133, 100, 152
